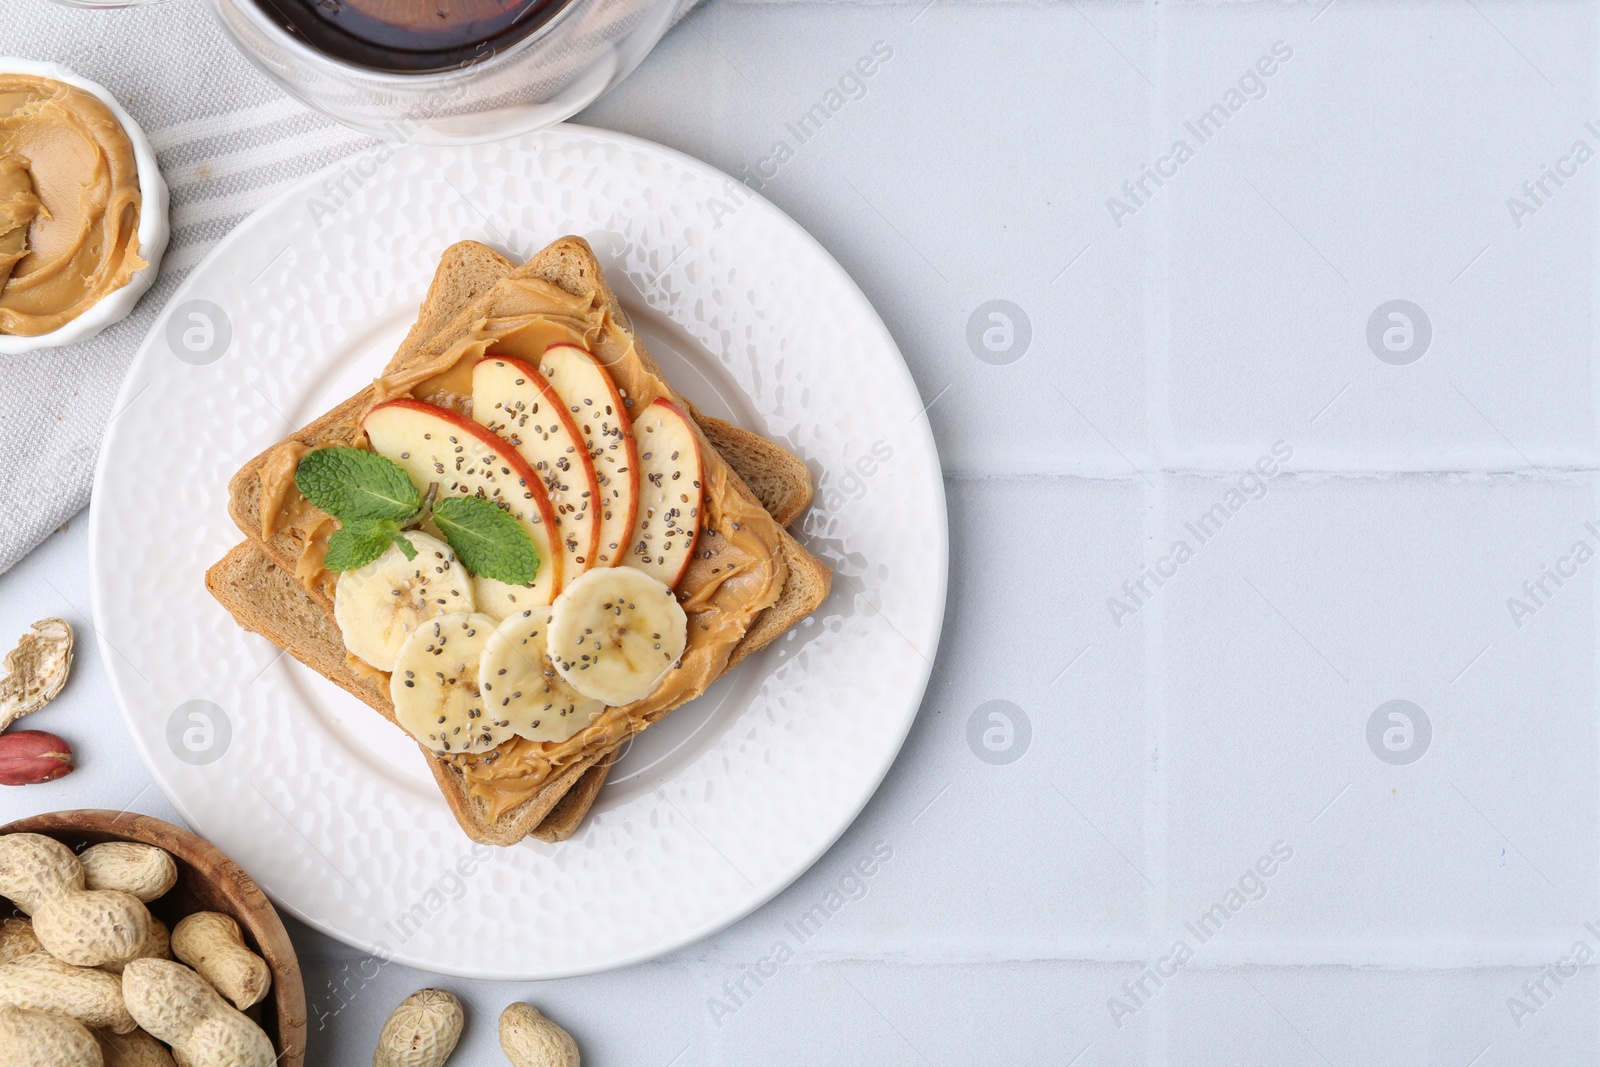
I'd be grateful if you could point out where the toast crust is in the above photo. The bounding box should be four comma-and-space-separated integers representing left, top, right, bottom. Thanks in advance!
211, 238, 830, 845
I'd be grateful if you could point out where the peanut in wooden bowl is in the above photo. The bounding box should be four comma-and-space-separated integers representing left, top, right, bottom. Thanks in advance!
0, 809, 307, 1067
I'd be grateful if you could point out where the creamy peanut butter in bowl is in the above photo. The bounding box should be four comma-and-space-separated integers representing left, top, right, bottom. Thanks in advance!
0, 59, 169, 355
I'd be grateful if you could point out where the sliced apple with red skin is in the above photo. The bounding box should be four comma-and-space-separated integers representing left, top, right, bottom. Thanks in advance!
473, 354, 601, 585
362, 398, 563, 616
622, 398, 705, 588
537, 344, 639, 567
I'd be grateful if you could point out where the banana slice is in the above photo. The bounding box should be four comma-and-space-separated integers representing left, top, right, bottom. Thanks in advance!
390, 612, 508, 754
546, 567, 688, 706
334, 532, 475, 672
479, 609, 605, 742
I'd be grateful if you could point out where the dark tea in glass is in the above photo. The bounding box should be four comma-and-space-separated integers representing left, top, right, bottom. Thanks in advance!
252, 0, 575, 73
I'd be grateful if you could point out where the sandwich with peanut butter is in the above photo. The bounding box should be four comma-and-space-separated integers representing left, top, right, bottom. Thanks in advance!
207, 236, 831, 846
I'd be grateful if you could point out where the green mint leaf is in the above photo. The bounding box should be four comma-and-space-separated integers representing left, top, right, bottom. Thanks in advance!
323, 520, 418, 570
432, 495, 539, 586
391, 529, 419, 561
322, 522, 398, 572
295, 447, 421, 523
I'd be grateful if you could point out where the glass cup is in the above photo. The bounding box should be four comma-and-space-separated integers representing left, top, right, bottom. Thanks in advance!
50, 0, 681, 144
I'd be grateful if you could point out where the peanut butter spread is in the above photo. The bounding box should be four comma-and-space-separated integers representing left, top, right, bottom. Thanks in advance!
259, 276, 789, 818
259, 440, 339, 596
0, 154, 40, 292
0, 75, 144, 337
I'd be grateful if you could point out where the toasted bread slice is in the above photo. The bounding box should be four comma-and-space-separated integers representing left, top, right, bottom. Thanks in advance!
210, 237, 831, 845
526, 750, 616, 843
392, 240, 517, 366
697, 415, 814, 528
224, 239, 818, 842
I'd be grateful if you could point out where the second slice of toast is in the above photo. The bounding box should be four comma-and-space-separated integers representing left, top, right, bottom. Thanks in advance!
210, 238, 831, 844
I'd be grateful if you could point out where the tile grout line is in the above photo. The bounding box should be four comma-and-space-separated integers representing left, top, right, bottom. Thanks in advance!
1592, 89, 1600, 966
937, 457, 1600, 481
1142, 476, 1172, 1061
1145, 0, 1171, 1060
1593, 472, 1600, 967
776, 941, 1600, 968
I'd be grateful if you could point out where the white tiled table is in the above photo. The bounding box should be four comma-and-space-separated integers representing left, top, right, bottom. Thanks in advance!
2, 1, 1596, 1063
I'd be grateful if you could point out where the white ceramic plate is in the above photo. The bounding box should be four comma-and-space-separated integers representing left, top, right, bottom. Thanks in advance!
89, 125, 946, 979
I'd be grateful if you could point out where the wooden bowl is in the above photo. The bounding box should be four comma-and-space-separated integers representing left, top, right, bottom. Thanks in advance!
0, 809, 307, 1066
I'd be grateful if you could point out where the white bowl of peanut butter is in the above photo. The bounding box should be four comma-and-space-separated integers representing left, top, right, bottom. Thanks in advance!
0, 59, 169, 355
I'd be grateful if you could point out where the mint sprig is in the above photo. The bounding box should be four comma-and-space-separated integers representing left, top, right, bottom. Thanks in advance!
323, 520, 414, 572
295, 446, 540, 584
296, 447, 422, 522
432, 495, 540, 586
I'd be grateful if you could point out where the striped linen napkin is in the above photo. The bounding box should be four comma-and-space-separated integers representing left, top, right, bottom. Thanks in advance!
0, 0, 694, 575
